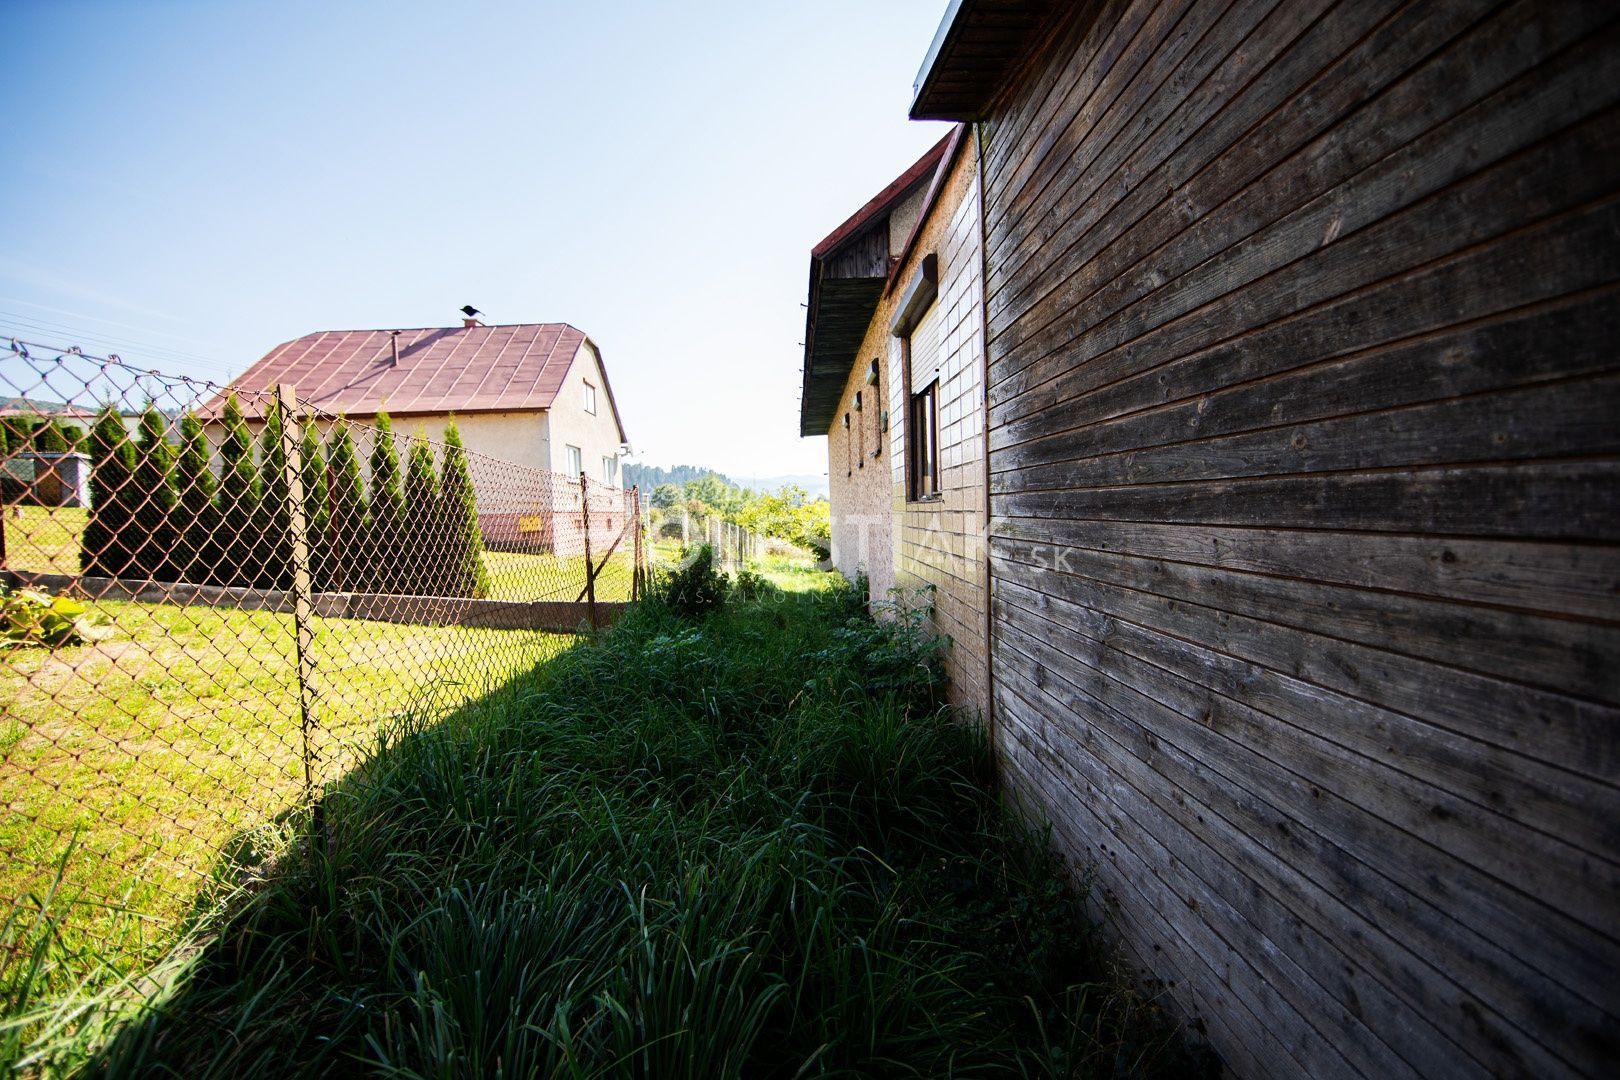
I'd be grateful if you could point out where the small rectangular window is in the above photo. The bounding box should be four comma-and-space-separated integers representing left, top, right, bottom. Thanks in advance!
566, 444, 582, 477
908, 381, 938, 501
583, 382, 597, 414
602, 455, 615, 484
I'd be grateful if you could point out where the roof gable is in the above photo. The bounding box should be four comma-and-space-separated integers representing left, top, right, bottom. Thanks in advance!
800, 134, 953, 437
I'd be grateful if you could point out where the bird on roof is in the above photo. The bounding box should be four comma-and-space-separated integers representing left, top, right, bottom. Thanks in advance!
460, 305, 482, 318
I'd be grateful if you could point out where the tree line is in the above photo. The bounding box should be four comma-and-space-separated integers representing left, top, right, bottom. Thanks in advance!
80, 395, 489, 598
622, 462, 738, 491
647, 474, 831, 560
0, 415, 86, 455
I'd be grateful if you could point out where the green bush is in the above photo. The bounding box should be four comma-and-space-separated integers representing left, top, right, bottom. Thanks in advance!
655, 542, 728, 617
1, 587, 110, 648
732, 566, 775, 601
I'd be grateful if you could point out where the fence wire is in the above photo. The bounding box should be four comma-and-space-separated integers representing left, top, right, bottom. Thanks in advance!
0, 338, 648, 1005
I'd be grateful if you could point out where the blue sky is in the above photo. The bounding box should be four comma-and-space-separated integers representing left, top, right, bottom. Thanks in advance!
0, 0, 953, 481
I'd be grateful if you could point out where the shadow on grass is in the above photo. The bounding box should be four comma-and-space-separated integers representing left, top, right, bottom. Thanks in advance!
58, 585, 1216, 1079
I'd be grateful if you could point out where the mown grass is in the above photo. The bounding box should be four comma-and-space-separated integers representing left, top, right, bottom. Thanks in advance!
1, 599, 568, 1048
9, 565, 1211, 1078
2, 507, 86, 577
4, 506, 636, 604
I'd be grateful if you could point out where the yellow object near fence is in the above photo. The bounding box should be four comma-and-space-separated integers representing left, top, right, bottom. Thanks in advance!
0, 337, 650, 1020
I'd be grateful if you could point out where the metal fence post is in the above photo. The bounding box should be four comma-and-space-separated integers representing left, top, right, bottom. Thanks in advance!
275, 385, 320, 822
580, 472, 597, 630
631, 486, 643, 602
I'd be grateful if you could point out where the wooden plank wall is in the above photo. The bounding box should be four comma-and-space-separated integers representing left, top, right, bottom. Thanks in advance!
976, 0, 1620, 1075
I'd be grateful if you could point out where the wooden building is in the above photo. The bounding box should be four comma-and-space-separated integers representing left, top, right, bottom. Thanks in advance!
808, 0, 1620, 1074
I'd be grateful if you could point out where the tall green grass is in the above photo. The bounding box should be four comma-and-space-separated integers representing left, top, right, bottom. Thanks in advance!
20, 575, 1209, 1077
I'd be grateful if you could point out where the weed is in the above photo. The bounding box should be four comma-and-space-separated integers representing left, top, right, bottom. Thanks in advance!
14, 572, 1209, 1077
653, 542, 729, 617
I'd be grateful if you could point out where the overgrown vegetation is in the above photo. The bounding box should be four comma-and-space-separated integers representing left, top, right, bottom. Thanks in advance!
655, 542, 730, 616
0, 586, 109, 648
645, 471, 831, 559
12, 566, 1209, 1077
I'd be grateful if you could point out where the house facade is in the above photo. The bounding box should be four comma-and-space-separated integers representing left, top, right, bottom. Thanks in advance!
803, 127, 993, 715
803, 136, 948, 604
211, 321, 632, 554
809, 1, 1620, 1075
216, 321, 627, 483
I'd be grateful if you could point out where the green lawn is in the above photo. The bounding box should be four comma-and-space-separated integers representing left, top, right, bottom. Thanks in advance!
1, 597, 570, 1009
4, 506, 637, 603
3, 506, 86, 576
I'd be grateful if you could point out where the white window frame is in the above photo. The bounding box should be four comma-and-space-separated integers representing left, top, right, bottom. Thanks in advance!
602, 455, 615, 485
566, 444, 583, 477
583, 381, 597, 415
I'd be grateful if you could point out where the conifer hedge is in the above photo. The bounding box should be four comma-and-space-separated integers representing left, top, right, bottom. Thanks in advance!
257, 404, 292, 590
441, 420, 490, 598
402, 437, 440, 596
365, 411, 404, 593
131, 405, 177, 581
326, 419, 367, 592
74, 401, 490, 598
81, 407, 139, 577
300, 421, 331, 590
172, 412, 219, 584
217, 394, 260, 586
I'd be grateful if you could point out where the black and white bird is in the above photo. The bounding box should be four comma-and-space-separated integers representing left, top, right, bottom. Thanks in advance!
460, 305, 482, 319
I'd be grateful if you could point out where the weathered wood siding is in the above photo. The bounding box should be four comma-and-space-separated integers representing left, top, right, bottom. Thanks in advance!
977, 1, 1620, 1076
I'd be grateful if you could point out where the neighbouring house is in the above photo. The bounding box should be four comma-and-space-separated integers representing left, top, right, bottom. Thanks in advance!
807, 1, 1620, 1075
0, 400, 103, 507
208, 320, 632, 552
801, 126, 991, 716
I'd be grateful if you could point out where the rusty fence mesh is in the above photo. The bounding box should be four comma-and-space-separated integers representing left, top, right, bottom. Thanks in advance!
649, 507, 762, 570
0, 337, 648, 1014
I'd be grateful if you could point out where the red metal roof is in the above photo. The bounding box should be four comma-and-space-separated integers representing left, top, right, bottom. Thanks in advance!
208, 323, 593, 420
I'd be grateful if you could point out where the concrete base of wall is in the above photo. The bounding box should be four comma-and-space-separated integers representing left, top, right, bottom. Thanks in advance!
4, 570, 625, 632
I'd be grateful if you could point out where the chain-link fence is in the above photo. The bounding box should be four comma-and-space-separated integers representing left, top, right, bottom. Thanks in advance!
648, 507, 761, 569
0, 338, 647, 1010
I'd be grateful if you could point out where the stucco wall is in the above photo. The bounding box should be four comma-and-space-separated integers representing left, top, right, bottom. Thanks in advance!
213, 411, 549, 476
824, 182, 932, 599
821, 141, 990, 717
826, 359, 895, 602
886, 139, 989, 718
545, 341, 626, 487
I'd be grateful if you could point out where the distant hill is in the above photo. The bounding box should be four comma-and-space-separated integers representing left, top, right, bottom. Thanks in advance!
622, 463, 737, 491
730, 473, 829, 499
622, 464, 829, 500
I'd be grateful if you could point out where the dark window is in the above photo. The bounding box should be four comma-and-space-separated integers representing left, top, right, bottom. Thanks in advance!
908, 380, 938, 500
